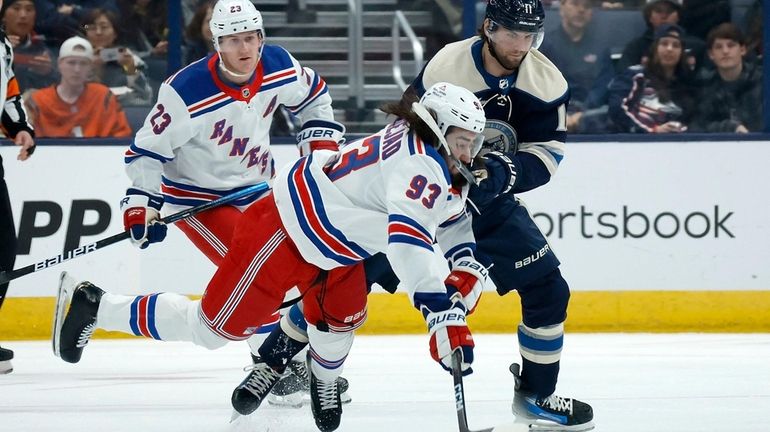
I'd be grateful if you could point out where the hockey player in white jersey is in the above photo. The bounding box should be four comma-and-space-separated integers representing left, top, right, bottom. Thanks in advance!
358, 1, 595, 430
118, 0, 344, 401
53, 82, 489, 432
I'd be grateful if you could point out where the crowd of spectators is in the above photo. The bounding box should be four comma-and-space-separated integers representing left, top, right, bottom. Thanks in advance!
0, 0, 764, 137
534, 0, 763, 134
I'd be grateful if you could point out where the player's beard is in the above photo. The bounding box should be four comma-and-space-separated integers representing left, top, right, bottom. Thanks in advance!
487, 39, 523, 71
451, 170, 469, 189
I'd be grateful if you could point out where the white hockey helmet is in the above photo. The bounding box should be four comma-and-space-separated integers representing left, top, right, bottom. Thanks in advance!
418, 82, 486, 158
210, 0, 264, 52
411, 82, 487, 184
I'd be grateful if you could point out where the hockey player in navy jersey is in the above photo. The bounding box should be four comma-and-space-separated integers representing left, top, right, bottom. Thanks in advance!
406, 1, 594, 430
118, 0, 344, 403
53, 82, 490, 432
252, 0, 594, 430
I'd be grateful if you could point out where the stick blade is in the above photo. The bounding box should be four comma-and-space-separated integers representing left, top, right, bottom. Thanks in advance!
52, 271, 77, 357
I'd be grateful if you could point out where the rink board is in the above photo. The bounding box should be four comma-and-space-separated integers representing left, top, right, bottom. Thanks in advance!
1, 140, 769, 336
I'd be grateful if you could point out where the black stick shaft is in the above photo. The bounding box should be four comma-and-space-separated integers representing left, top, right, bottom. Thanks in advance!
452, 350, 494, 432
452, 350, 472, 432
0, 182, 269, 285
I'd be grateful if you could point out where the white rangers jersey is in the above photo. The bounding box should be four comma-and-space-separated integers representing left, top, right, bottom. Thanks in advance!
124, 46, 334, 208
274, 119, 476, 302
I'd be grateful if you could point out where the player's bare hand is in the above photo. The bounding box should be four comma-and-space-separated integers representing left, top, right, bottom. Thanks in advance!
735, 124, 749, 134
654, 121, 686, 133
29, 53, 53, 75
118, 48, 137, 74
152, 41, 169, 57
14, 131, 35, 161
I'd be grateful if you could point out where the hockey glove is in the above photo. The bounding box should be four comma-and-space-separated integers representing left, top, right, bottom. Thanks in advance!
477, 151, 517, 197
445, 257, 490, 315
297, 120, 346, 157
120, 189, 167, 249
421, 297, 474, 376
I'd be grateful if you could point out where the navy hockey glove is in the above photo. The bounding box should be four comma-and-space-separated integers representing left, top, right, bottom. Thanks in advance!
445, 257, 491, 315
421, 297, 475, 376
477, 151, 517, 197
297, 119, 346, 157
120, 189, 167, 249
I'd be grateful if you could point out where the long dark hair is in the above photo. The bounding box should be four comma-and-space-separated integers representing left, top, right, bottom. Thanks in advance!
644, 38, 693, 102
379, 86, 442, 150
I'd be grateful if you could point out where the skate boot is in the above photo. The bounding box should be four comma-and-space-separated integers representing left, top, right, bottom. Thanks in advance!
0, 346, 13, 374
308, 353, 342, 432
268, 359, 352, 407
231, 355, 285, 415
510, 363, 594, 432
54, 278, 104, 364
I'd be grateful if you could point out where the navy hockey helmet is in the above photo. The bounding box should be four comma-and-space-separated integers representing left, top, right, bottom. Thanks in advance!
485, 0, 546, 48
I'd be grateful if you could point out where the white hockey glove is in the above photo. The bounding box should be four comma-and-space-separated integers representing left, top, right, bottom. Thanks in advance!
422, 298, 475, 376
120, 189, 167, 249
445, 257, 491, 315
296, 119, 346, 157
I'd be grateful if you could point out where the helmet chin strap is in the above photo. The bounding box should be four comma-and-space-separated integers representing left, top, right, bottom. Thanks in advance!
411, 102, 479, 186
215, 41, 264, 82
217, 56, 253, 80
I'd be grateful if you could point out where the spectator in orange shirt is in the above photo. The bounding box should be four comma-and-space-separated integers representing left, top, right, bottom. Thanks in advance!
25, 36, 131, 138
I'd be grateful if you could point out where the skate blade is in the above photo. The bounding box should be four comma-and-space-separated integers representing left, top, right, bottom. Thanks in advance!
229, 409, 242, 423
267, 393, 304, 409
524, 419, 595, 432
52, 272, 78, 357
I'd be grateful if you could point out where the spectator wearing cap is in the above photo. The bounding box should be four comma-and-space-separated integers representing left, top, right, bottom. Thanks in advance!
25, 36, 132, 137
608, 23, 696, 133
1, 0, 57, 90
539, 0, 614, 133
691, 23, 763, 133
617, 0, 705, 73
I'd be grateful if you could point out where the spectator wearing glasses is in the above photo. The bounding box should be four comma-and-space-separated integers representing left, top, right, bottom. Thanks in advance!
81, 8, 153, 106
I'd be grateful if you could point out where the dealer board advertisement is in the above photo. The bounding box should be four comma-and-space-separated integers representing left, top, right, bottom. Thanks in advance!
1, 140, 767, 297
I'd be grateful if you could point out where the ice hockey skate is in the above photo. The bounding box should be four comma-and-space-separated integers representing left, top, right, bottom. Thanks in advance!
0, 345, 13, 374
52, 272, 104, 363
510, 363, 594, 432
231, 355, 285, 416
267, 359, 352, 407
308, 352, 342, 432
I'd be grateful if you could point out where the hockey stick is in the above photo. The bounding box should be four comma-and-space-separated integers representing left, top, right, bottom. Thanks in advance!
0, 182, 270, 285
452, 350, 495, 432
451, 351, 526, 432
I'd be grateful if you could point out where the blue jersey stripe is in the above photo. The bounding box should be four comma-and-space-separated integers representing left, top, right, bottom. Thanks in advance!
388, 214, 433, 241
287, 160, 359, 266
190, 98, 236, 118
129, 296, 141, 337
146, 294, 161, 340
388, 234, 434, 251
